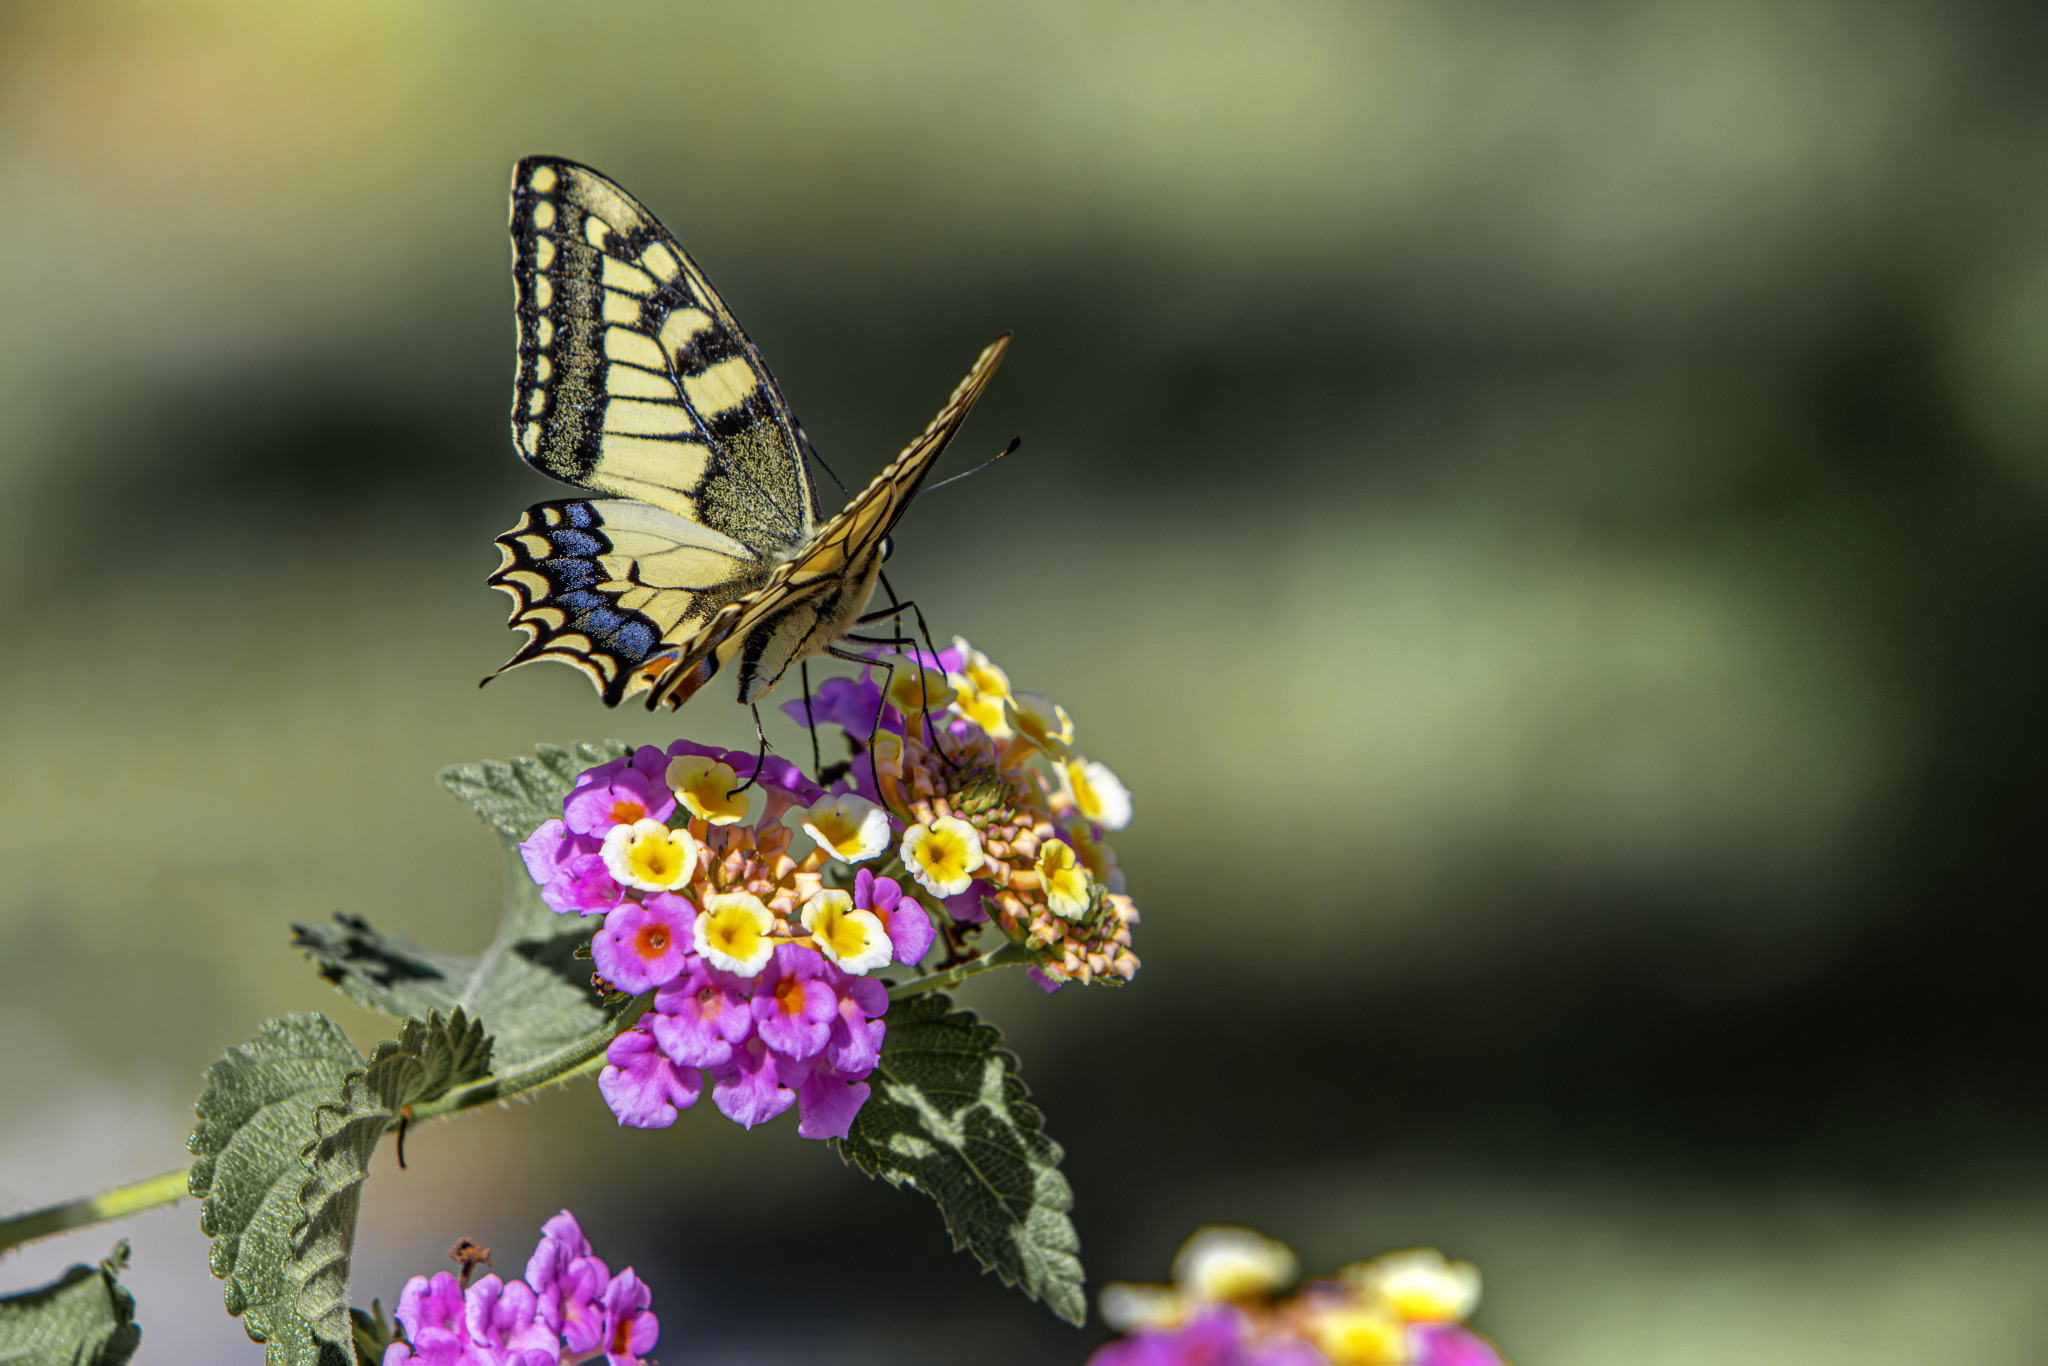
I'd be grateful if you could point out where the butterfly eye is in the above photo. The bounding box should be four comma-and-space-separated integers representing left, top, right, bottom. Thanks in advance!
879, 535, 895, 563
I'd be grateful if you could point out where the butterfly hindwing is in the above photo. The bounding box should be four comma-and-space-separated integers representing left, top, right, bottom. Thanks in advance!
489, 499, 770, 705
508, 156, 818, 556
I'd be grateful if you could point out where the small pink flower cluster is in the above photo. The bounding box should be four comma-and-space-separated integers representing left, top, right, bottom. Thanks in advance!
382, 1211, 655, 1366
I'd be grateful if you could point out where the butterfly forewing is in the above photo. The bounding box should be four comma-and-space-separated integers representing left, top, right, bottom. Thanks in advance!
508, 156, 818, 554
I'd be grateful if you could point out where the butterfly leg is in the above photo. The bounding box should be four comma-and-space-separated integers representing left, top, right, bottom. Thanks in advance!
800, 660, 824, 782
863, 575, 957, 766
827, 644, 901, 801
726, 705, 773, 800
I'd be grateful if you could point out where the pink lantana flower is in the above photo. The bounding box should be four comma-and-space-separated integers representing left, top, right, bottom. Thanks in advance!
563, 765, 674, 838
525, 1211, 613, 1357
542, 852, 627, 917
599, 1026, 702, 1129
821, 966, 888, 1077
774, 1050, 875, 1141
854, 867, 934, 966
750, 944, 837, 1059
591, 892, 694, 993
649, 960, 753, 1068
709, 1036, 795, 1128
463, 1274, 558, 1364
598, 1268, 659, 1366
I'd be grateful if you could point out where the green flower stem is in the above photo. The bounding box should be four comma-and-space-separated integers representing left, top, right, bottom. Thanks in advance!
406, 992, 653, 1123
888, 939, 1032, 1000
0, 1166, 191, 1255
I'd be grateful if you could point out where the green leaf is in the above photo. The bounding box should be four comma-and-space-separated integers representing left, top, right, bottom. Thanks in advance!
832, 994, 1086, 1325
361, 1008, 494, 1114
348, 1300, 400, 1366
436, 739, 634, 843
188, 1015, 363, 1366
292, 741, 633, 1070
0, 1239, 141, 1366
291, 1008, 493, 1356
189, 1012, 497, 1366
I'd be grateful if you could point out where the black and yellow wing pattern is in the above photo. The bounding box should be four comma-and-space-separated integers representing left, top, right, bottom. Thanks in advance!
486, 155, 1008, 709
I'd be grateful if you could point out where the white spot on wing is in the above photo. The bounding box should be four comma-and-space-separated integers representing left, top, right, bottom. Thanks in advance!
532, 201, 556, 230
530, 165, 557, 192
534, 238, 555, 269
532, 277, 552, 307
584, 215, 611, 248
536, 318, 554, 346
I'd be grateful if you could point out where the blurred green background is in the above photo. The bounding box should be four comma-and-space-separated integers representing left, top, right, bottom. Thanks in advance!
5, 1, 2048, 1360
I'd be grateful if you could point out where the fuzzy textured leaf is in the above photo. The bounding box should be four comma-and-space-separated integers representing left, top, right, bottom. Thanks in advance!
290, 1006, 494, 1354
436, 739, 633, 843
292, 742, 631, 1069
188, 1015, 362, 1366
0, 1239, 141, 1366
832, 994, 1085, 1324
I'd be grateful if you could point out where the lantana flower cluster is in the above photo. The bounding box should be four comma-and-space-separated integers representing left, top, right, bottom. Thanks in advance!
520, 740, 908, 1140
786, 636, 1141, 988
1092, 1227, 1505, 1366
516, 636, 1140, 1139
382, 1211, 656, 1366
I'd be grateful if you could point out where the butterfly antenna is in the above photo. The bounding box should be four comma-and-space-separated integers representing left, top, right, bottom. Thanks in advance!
727, 706, 772, 799
922, 436, 1021, 495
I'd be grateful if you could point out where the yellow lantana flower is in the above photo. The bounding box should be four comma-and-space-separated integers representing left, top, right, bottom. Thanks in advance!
667, 754, 752, 825
1342, 1249, 1481, 1323
1036, 840, 1091, 922
1058, 757, 1133, 831
1172, 1226, 1299, 1301
1010, 690, 1074, 752
900, 817, 984, 898
694, 891, 775, 976
599, 819, 698, 892
800, 889, 894, 973
1308, 1306, 1408, 1366
888, 666, 952, 719
947, 636, 1014, 739
798, 793, 892, 864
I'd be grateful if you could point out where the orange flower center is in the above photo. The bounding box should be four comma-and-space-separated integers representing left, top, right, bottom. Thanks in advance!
634, 925, 669, 958
775, 976, 807, 1015
610, 798, 648, 824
